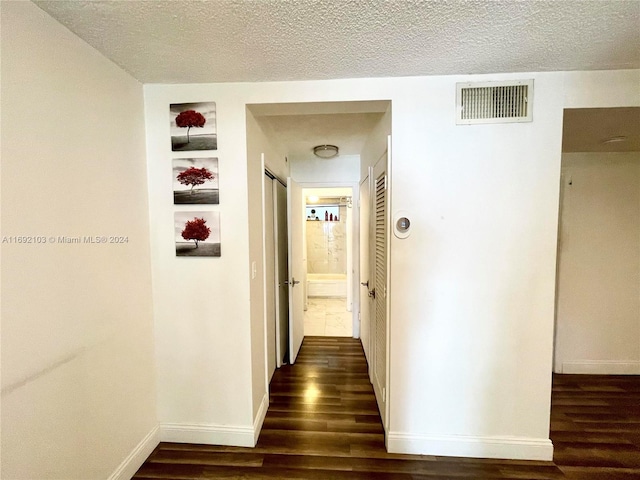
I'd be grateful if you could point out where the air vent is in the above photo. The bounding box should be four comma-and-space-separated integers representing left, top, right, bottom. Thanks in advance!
456, 80, 533, 125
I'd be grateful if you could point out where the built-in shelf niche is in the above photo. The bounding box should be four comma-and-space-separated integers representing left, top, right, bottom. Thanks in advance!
306, 205, 341, 222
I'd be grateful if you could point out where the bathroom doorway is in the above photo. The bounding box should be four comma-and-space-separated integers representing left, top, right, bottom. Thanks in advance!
303, 186, 354, 337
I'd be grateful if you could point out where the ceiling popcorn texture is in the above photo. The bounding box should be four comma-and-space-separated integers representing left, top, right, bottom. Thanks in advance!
34, 0, 640, 84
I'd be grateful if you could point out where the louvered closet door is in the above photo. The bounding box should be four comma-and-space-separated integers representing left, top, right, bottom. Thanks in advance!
372, 154, 388, 426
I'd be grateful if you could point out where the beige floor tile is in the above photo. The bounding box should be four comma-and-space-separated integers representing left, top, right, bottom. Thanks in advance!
304, 297, 352, 337
304, 311, 327, 322
304, 324, 326, 336
325, 325, 351, 337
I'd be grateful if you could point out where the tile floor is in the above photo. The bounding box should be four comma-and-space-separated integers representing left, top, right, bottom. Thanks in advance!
304, 297, 353, 337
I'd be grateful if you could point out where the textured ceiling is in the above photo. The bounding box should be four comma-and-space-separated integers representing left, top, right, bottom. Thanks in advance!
30, 2, 639, 158
34, 0, 640, 84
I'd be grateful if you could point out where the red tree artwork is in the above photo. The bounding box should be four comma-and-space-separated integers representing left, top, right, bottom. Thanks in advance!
175, 110, 206, 142
181, 217, 211, 248
176, 167, 214, 194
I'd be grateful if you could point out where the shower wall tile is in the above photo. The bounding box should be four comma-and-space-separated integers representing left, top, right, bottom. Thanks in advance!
306, 218, 347, 274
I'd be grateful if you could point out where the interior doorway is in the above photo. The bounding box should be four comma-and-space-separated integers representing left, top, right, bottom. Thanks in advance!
302, 186, 354, 337
554, 107, 640, 375
249, 100, 391, 423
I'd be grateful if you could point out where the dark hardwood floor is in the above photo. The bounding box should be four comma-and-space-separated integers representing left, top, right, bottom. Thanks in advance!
134, 337, 640, 479
550, 373, 640, 479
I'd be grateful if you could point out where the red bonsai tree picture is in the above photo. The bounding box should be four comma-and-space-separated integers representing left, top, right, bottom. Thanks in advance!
181, 217, 211, 248
176, 167, 214, 194
175, 110, 206, 143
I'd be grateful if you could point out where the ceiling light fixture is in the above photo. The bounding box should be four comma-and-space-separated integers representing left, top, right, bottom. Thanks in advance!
601, 135, 628, 144
313, 145, 339, 159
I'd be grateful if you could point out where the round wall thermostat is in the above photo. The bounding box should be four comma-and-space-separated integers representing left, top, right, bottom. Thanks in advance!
393, 211, 411, 239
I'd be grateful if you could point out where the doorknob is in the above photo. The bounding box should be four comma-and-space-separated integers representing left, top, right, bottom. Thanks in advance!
360, 280, 369, 288
368, 288, 376, 299
287, 278, 301, 287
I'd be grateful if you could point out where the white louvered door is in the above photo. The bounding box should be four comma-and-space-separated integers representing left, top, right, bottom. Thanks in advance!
372, 152, 388, 427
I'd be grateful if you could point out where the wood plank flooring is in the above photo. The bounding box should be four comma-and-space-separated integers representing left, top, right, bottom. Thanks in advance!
133, 337, 640, 479
551, 373, 640, 479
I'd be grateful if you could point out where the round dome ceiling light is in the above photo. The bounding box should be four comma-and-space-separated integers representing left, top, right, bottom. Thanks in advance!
313, 145, 339, 159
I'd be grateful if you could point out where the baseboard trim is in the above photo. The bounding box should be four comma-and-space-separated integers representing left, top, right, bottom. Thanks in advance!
253, 393, 269, 445
562, 361, 640, 375
160, 422, 255, 447
108, 425, 159, 480
387, 432, 554, 461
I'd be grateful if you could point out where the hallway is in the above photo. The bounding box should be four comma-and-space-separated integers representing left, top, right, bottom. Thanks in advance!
134, 338, 639, 479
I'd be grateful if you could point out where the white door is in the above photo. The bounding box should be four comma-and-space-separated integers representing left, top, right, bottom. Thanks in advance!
359, 171, 373, 366
287, 177, 305, 364
274, 180, 289, 367
372, 153, 388, 427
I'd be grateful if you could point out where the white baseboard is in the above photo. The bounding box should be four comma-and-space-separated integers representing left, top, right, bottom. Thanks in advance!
562, 361, 640, 375
253, 393, 269, 445
160, 422, 255, 447
108, 425, 160, 480
387, 432, 553, 461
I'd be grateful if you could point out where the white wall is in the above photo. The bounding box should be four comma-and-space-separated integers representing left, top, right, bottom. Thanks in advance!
564, 70, 640, 108
1, 2, 157, 479
142, 69, 639, 461
386, 73, 564, 460
248, 107, 289, 183
246, 109, 287, 428
361, 106, 392, 179
555, 152, 640, 374
144, 86, 255, 446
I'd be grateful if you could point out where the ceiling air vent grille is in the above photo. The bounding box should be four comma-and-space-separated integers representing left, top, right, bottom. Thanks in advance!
456, 80, 533, 125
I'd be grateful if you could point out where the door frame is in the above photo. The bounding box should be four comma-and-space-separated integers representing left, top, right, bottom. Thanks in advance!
294, 180, 361, 338
273, 179, 288, 369
262, 162, 288, 383
263, 170, 277, 382
359, 171, 373, 367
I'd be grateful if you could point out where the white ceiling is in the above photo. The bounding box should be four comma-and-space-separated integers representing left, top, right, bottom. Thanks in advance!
249, 101, 387, 160
255, 112, 384, 159
34, 0, 640, 85
247, 100, 390, 160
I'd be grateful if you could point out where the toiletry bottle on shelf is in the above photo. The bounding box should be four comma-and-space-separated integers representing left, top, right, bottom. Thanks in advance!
325, 211, 328, 221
